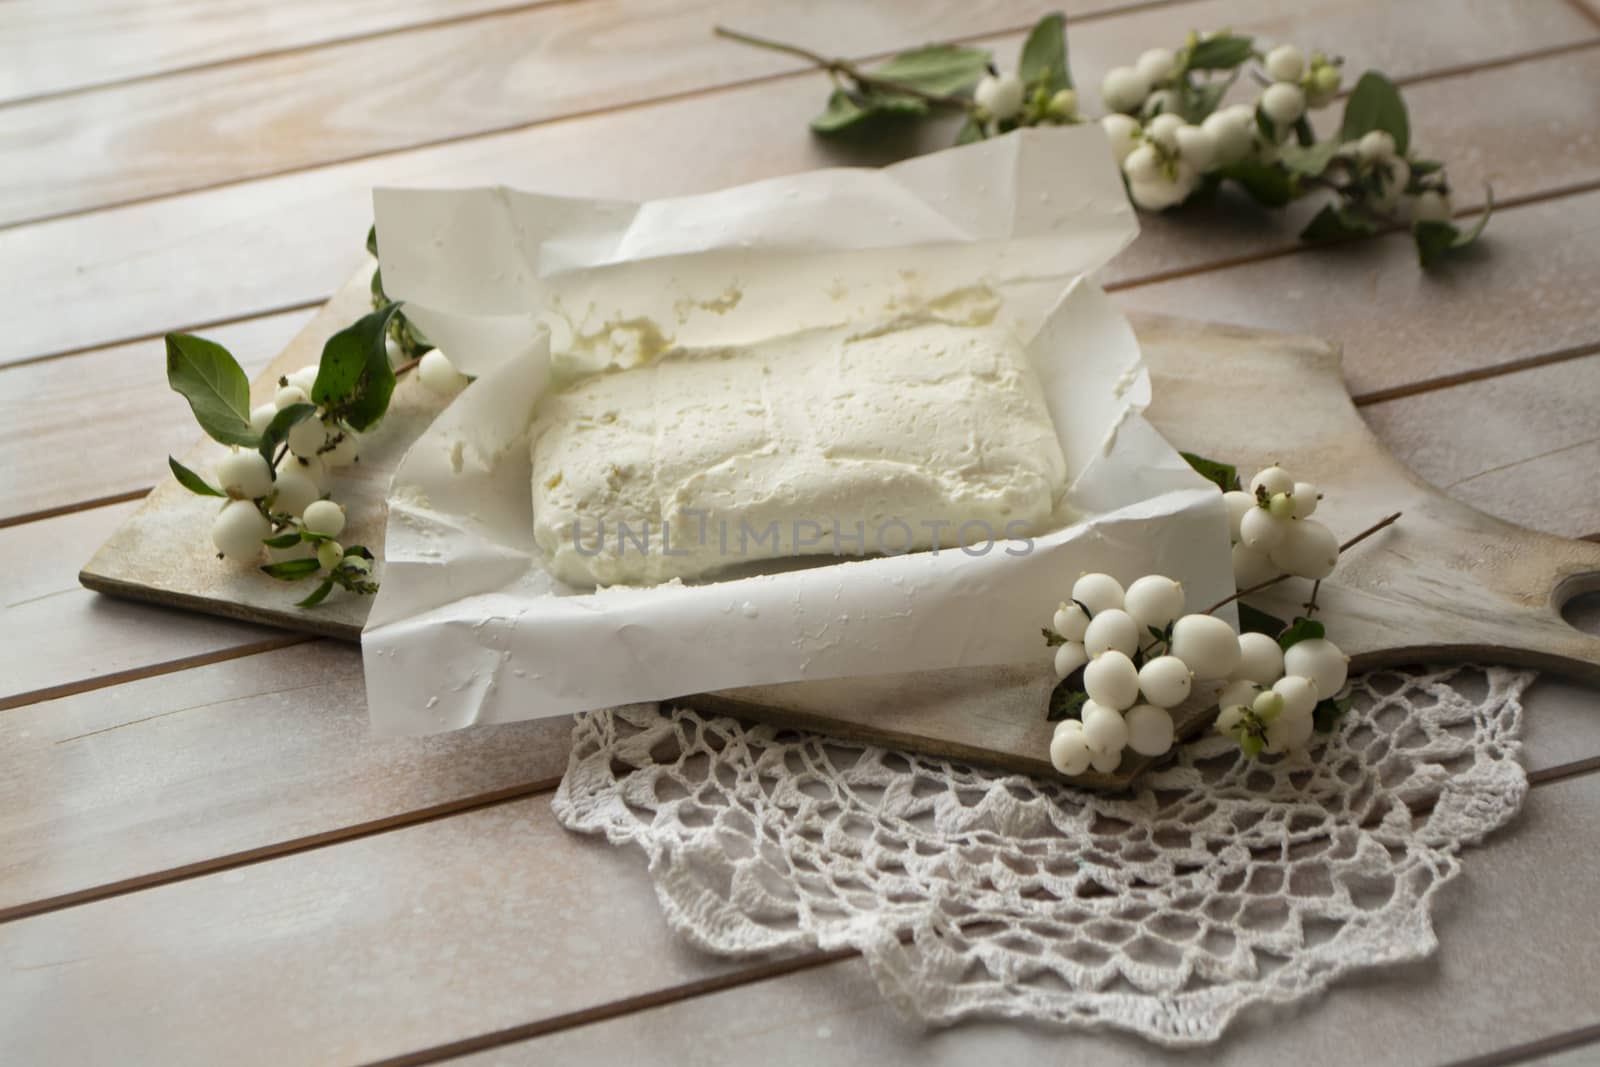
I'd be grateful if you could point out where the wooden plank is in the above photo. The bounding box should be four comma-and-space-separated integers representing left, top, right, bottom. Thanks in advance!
479, 773, 1600, 1067
1361, 354, 1600, 541
0, 0, 546, 104
5, 33, 1598, 367
0, 642, 576, 919
0, 502, 288, 708
1113, 187, 1600, 397
2, 712, 1595, 1066
0, 310, 314, 523
1, 0, 1590, 228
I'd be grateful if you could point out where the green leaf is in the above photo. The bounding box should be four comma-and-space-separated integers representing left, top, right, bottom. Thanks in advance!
1253, 107, 1276, 145
296, 580, 336, 609
1216, 161, 1296, 207
873, 44, 991, 95
260, 558, 322, 581
1314, 695, 1353, 733
371, 265, 388, 307
1042, 626, 1067, 647
1299, 203, 1379, 244
1185, 33, 1255, 71
165, 333, 257, 447
255, 402, 316, 465
1181, 75, 1234, 123
1409, 159, 1444, 177
313, 304, 401, 430
1340, 71, 1409, 155
1046, 679, 1089, 722
1279, 140, 1342, 178
1278, 616, 1326, 650
955, 114, 987, 144
262, 531, 304, 549
1180, 451, 1241, 493
168, 456, 226, 497
1415, 188, 1492, 268
343, 545, 375, 560
811, 87, 927, 135
365, 224, 379, 259
1018, 13, 1070, 93
1237, 602, 1287, 638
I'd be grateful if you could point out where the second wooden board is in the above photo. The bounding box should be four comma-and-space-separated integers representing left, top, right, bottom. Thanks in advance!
81, 267, 1600, 784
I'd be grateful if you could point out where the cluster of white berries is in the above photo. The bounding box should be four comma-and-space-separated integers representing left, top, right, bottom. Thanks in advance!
1213, 630, 1347, 756
1335, 129, 1449, 221
208, 346, 468, 567
1048, 572, 1245, 775
974, 73, 1078, 128
1098, 42, 1341, 211
1225, 465, 1339, 591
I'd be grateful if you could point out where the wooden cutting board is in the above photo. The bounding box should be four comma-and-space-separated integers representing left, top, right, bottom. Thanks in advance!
80, 266, 1600, 787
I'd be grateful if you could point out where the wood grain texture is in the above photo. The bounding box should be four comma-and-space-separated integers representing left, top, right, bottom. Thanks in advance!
481, 774, 1600, 1066
0, 0, 1590, 228
3, 723, 1596, 1066
5, 32, 1598, 367
0, 0, 547, 104
1362, 354, 1600, 540
0, 642, 575, 919
0, 502, 285, 708
0, 310, 313, 523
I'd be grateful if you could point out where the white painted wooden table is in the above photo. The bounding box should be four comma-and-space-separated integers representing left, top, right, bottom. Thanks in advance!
3, 2, 1599, 1063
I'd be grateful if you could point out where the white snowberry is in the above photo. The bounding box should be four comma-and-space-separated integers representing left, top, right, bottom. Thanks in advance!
1129, 166, 1198, 211
211, 499, 269, 561
1265, 44, 1307, 83
1136, 47, 1179, 85
1272, 674, 1318, 720
1224, 489, 1254, 543
975, 73, 1026, 121
1050, 719, 1094, 775
1250, 466, 1295, 498
288, 367, 319, 395
1146, 112, 1184, 150
1372, 158, 1411, 213
1412, 189, 1451, 223
1268, 518, 1340, 579
1283, 638, 1349, 699
1215, 703, 1247, 735
1174, 124, 1217, 170
1085, 650, 1141, 711
1234, 631, 1286, 686
1203, 105, 1255, 165
216, 449, 274, 500
1100, 65, 1152, 113
1081, 701, 1130, 755
1072, 573, 1125, 617
1232, 542, 1282, 589
1357, 129, 1396, 164
1253, 689, 1285, 722
270, 459, 321, 516
1291, 481, 1320, 519
1265, 705, 1314, 753
1048, 88, 1078, 120
344, 555, 373, 576
274, 384, 310, 411
302, 498, 346, 538
1125, 575, 1185, 631
1084, 608, 1140, 659
1142, 88, 1183, 119
1125, 704, 1175, 756
1138, 655, 1193, 709
1260, 82, 1306, 127
1123, 143, 1162, 183
1169, 614, 1241, 680
249, 403, 277, 437
1240, 505, 1288, 552
1100, 113, 1143, 164
316, 540, 344, 570
419, 350, 470, 396
1054, 640, 1089, 680
1090, 745, 1124, 774
321, 429, 360, 467
287, 416, 328, 460
1217, 678, 1258, 715
1053, 602, 1090, 642
1268, 492, 1295, 520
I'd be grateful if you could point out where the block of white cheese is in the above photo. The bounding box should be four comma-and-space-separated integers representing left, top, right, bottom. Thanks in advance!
529, 318, 1069, 586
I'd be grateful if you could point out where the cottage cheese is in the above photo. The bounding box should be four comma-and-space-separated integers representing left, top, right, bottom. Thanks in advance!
529, 317, 1068, 586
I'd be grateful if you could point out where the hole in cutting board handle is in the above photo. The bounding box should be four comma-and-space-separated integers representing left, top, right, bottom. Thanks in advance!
1556, 584, 1600, 638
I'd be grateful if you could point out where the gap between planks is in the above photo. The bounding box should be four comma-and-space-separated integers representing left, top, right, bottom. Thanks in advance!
1440, 1018, 1600, 1067
1, 12, 1594, 237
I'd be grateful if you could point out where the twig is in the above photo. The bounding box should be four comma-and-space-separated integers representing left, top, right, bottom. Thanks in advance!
1203, 511, 1401, 615
713, 25, 976, 111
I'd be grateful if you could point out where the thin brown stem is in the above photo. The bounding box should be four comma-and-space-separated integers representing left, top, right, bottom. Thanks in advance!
1203, 511, 1401, 615
713, 25, 976, 111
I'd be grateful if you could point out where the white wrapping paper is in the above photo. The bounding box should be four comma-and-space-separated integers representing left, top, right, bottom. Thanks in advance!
363, 127, 1234, 735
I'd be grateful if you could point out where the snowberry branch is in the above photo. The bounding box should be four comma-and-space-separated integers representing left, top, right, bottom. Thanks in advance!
1202, 510, 1400, 615
713, 26, 978, 111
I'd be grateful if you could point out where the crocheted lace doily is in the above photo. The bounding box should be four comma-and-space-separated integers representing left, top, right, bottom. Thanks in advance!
553, 665, 1531, 1045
